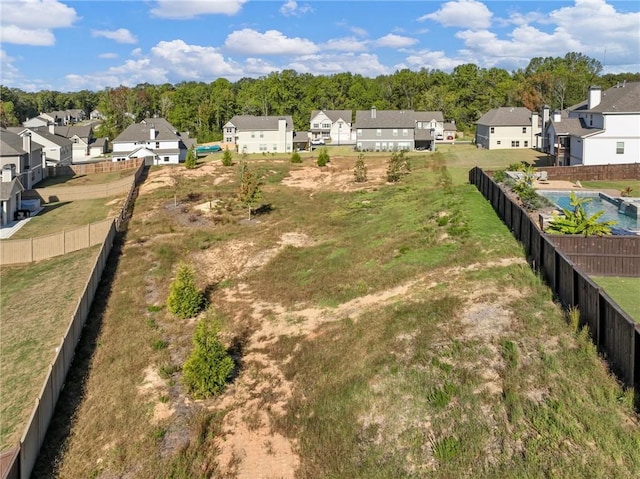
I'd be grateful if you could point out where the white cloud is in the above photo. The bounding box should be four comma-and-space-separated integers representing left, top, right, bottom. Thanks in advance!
280, 0, 312, 17
374, 34, 418, 49
150, 39, 241, 77
150, 0, 247, 19
92, 28, 137, 44
99, 53, 119, 59
419, 0, 492, 30
243, 57, 279, 76
287, 53, 389, 76
0, 0, 79, 46
224, 29, 319, 55
321, 37, 367, 52
0, 48, 20, 83
405, 50, 466, 71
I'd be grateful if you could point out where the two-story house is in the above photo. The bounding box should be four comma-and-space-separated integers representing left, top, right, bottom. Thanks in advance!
1, 131, 46, 184
354, 107, 416, 152
545, 83, 640, 166
54, 124, 109, 161
223, 115, 294, 154
8, 126, 73, 168
475, 107, 541, 150
111, 118, 194, 165
309, 110, 353, 144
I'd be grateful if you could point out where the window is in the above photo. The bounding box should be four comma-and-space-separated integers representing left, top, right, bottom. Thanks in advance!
251, 132, 255, 138
313, 123, 319, 128
273, 144, 277, 151
260, 131, 264, 138
376, 129, 381, 137
522, 127, 527, 133
524, 141, 528, 147
511, 141, 520, 147
226, 127, 233, 133
393, 129, 398, 136
164, 157, 170, 162
156, 142, 160, 149
417, 122, 422, 128
490, 127, 495, 134
374, 142, 380, 151
497, 141, 501, 145
357, 129, 362, 137
225, 137, 233, 143
322, 122, 331, 129
259, 144, 267, 151
402, 129, 408, 136
616, 142, 624, 154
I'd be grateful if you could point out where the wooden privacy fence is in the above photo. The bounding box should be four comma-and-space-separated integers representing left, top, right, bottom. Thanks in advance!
25, 174, 136, 202
469, 166, 640, 395
0, 164, 145, 479
0, 223, 116, 479
47, 158, 142, 177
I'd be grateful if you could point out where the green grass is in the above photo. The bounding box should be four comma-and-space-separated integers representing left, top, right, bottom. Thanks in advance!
591, 276, 640, 322
41, 152, 640, 478
581, 180, 640, 195
0, 246, 101, 449
10, 197, 118, 239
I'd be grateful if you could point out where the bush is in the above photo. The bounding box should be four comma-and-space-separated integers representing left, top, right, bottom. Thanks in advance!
387, 150, 410, 182
290, 151, 302, 163
184, 148, 197, 169
353, 153, 367, 182
166, 262, 205, 319
221, 149, 233, 166
317, 148, 330, 167
182, 317, 235, 398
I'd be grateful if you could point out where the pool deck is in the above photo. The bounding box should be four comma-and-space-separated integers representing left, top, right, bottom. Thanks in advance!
533, 179, 619, 197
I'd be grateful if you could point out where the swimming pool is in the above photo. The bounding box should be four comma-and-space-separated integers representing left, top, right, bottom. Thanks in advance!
537, 190, 640, 233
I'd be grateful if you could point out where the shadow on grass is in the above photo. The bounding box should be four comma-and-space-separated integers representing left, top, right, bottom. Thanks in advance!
30, 232, 125, 478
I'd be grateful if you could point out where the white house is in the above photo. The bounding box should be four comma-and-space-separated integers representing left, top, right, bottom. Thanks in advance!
309, 110, 352, 145
111, 118, 193, 165
546, 83, 640, 166
9, 126, 73, 167
475, 107, 540, 150
223, 115, 294, 154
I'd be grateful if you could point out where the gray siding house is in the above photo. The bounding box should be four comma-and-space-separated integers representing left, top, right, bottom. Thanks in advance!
354, 107, 416, 152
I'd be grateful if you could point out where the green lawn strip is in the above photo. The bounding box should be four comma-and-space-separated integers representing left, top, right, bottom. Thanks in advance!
581, 180, 640, 196
0, 246, 100, 449
591, 276, 640, 322
10, 197, 119, 239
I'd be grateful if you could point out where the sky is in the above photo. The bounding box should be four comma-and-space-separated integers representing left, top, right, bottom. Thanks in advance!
0, 0, 639, 93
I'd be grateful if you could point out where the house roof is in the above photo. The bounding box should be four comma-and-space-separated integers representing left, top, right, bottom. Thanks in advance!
310, 110, 352, 123
225, 115, 294, 131
414, 111, 445, 122
54, 125, 93, 139
0, 177, 24, 201
443, 122, 457, 131
415, 129, 435, 140
549, 116, 603, 138
354, 109, 416, 129
569, 82, 640, 113
89, 137, 108, 148
476, 107, 532, 126
26, 127, 73, 147
0, 128, 44, 156
113, 118, 183, 143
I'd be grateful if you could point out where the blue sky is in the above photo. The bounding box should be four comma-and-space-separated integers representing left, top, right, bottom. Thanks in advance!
1, 0, 638, 92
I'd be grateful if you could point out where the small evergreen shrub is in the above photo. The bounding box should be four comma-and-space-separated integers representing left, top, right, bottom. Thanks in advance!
166, 262, 205, 319
353, 153, 367, 182
221, 149, 233, 166
317, 148, 330, 167
184, 148, 197, 169
290, 151, 302, 163
386, 150, 410, 182
182, 317, 235, 398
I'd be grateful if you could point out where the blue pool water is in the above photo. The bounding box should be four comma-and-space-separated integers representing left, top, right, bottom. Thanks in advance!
538, 190, 639, 232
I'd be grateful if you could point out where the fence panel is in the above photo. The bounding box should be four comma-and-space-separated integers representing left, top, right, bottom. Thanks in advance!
530, 224, 542, 271
503, 192, 512, 229
512, 204, 522, 241
64, 228, 90, 254
575, 271, 601, 341
556, 252, 575, 308
600, 293, 636, 386
0, 239, 33, 264
19, 405, 39, 479
32, 234, 65, 262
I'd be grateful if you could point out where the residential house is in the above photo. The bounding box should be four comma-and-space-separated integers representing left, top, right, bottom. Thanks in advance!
223, 115, 294, 154
475, 107, 540, 150
354, 107, 416, 152
54, 124, 109, 161
42, 109, 86, 125
23, 116, 49, 128
90, 109, 105, 120
111, 118, 193, 165
0, 127, 46, 193
309, 110, 353, 144
414, 111, 457, 150
8, 126, 73, 167
0, 164, 24, 226
545, 83, 640, 166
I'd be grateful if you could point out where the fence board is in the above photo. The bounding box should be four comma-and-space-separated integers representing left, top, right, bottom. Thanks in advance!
512, 205, 522, 241
600, 292, 636, 386
556, 252, 575, 308
575, 272, 601, 342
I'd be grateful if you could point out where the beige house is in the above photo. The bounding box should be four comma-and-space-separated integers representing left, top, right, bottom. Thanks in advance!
475, 107, 541, 150
223, 115, 294, 154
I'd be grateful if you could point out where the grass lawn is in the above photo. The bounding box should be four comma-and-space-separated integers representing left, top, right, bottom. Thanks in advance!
36, 169, 136, 188
36, 150, 640, 478
581, 180, 640, 196
591, 276, 640, 322
0, 246, 101, 450
10, 197, 120, 239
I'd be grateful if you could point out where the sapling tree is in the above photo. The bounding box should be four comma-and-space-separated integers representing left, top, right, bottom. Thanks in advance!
221, 148, 233, 166
166, 262, 205, 319
354, 153, 367, 182
237, 161, 262, 221
317, 148, 330, 167
387, 150, 410, 182
184, 147, 197, 169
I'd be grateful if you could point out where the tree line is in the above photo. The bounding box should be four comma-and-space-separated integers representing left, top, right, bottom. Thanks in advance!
1, 52, 638, 142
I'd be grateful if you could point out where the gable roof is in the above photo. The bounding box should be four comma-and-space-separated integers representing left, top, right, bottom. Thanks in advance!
54, 125, 93, 139
354, 109, 416, 129
414, 111, 444, 122
225, 115, 294, 131
26, 127, 73, 147
476, 107, 532, 126
113, 118, 183, 143
310, 110, 352, 123
0, 128, 45, 156
569, 82, 640, 113
0, 177, 24, 201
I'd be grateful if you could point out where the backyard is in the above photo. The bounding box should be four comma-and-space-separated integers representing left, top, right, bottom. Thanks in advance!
28, 146, 639, 478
